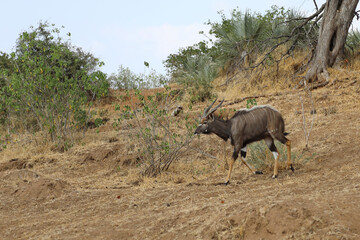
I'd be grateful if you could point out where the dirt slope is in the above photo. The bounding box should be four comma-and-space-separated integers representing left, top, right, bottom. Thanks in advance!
1, 79, 360, 239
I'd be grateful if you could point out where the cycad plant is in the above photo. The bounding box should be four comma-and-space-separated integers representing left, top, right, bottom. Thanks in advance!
209, 10, 269, 72
346, 29, 360, 53
175, 54, 218, 102
272, 8, 317, 49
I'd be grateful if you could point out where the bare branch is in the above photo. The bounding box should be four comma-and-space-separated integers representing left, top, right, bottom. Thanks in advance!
188, 146, 221, 161
313, 0, 319, 11
299, 89, 315, 148
246, 4, 326, 70
355, 10, 360, 20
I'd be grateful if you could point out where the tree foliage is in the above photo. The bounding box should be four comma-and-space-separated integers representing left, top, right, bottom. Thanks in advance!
108, 64, 167, 90
166, 2, 360, 87
0, 52, 14, 124
164, 6, 319, 93
0, 22, 109, 149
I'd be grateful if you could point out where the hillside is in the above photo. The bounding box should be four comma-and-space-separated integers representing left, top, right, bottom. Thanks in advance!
1, 70, 360, 239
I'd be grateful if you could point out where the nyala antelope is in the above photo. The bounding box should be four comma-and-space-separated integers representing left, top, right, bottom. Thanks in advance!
194, 99, 294, 185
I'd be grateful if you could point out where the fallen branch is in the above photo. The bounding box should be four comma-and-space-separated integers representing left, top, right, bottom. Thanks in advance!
188, 146, 220, 161
308, 80, 329, 90
223, 79, 333, 107
223, 91, 296, 107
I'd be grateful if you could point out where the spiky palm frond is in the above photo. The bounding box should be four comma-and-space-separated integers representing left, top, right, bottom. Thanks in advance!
212, 10, 274, 71
346, 29, 360, 52
175, 54, 218, 101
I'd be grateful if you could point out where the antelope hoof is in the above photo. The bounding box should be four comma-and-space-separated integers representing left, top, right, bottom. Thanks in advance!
255, 171, 263, 174
272, 174, 278, 179
290, 164, 295, 172
224, 181, 230, 186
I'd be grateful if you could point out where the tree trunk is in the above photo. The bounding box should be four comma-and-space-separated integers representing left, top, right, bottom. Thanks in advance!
306, 0, 359, 82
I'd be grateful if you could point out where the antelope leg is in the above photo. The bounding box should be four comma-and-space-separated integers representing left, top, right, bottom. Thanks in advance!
225, 158, 235, 185
286, 140, 294, 172
240, 158, 262, 174
241, 158, 255, 173
272, 151, 280, 178
223, 141, 229, 170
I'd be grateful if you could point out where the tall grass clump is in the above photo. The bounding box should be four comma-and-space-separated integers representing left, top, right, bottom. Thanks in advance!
246, 140, 313, 171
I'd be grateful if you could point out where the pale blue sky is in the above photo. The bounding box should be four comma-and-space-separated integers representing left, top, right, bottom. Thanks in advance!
2, 0, 351, 76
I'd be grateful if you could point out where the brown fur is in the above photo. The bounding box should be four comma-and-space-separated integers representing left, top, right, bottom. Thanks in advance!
194, 101, 293, 184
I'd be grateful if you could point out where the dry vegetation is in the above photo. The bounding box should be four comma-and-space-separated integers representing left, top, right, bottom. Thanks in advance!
1, 53, 360, 239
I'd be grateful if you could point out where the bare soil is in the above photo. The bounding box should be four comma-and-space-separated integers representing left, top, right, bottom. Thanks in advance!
1, 79, 360, 239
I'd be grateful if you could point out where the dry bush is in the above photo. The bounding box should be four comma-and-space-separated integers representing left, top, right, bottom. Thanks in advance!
212, 49, 310, 99
113, 86, 197, 177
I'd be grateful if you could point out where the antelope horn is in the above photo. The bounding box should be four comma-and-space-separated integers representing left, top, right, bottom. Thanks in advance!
206, 99, 224, 117
203, 98, 217, 117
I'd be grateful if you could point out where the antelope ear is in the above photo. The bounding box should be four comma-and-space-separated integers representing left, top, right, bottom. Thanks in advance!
209, 113, 215, 120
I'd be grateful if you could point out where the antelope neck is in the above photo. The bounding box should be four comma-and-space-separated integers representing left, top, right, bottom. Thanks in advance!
209, 117, 231, 141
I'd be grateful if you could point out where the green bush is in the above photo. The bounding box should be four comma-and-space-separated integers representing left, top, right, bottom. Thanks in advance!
164, 41, 218, 76
164, 5, 319, 85
0, 22, 109, 149
109, 64, 167, 90
0, 52, 14, 125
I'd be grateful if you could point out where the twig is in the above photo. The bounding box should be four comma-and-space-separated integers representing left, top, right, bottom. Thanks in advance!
188, 146, 221, 161
249, 4, 326, 70
313, 0, 319, 11
223, 91, 297, 107
309, 80, 329, 90
299, 89, 315, 148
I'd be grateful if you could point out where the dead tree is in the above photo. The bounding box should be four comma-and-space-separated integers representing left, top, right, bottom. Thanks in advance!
306, 0, 359, 82
243, 0, 359, 84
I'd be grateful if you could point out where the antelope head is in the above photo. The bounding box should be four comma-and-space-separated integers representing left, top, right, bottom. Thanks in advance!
194, 99, 224, 135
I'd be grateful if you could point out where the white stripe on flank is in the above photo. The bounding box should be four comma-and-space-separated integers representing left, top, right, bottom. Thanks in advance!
272, 151, 279, 159
237, 105, 279, 113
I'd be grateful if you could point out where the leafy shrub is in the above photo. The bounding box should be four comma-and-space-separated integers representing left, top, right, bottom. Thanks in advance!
0, 22, 109, 149
113, 84, 197, 177
0, 133, 10, 151
164, 41, 218, 75
109, 64, 167, 90
0, 52, 14, 125
246, 98, 257, 109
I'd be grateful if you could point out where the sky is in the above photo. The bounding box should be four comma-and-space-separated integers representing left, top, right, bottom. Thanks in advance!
1, 0, 351, 76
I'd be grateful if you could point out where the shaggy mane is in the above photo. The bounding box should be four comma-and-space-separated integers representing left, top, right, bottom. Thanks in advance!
232, 105, 279, 118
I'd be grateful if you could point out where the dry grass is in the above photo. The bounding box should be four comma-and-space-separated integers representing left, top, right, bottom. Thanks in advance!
213, 49, 311, 100
1, 52, 360, 239
2, 50, 359, 169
